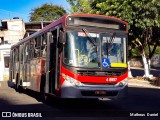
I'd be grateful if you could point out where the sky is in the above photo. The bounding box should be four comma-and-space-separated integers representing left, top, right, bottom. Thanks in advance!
0, 0, 70, 22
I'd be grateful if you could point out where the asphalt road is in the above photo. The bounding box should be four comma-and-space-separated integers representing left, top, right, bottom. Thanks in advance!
0, 80, 160, 120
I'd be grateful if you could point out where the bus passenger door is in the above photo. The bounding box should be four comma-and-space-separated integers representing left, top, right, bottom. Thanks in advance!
19, 45, 24, 85
46, 32, 53, 93
46, 28, 60, 94
23, 44, 29, 86
9, 50, 14, 82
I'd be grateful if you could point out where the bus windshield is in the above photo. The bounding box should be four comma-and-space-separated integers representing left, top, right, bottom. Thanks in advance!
101, 33, 127, 63
63, 31, 127, 68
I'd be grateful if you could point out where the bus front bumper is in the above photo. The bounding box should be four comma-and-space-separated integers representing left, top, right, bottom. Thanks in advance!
61, 81, 128, 99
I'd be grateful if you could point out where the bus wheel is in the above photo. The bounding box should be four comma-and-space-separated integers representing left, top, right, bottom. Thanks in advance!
40, 75, 47, 102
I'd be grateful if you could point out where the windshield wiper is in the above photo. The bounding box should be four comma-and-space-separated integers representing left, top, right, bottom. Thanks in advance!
82, 28, 97, 46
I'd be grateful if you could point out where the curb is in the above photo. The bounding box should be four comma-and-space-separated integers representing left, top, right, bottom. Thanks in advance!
128, 83, 160, 89
128, 79, 160, 89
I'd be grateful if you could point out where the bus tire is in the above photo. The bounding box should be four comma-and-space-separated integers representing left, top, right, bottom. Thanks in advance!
40, 75, 47, 102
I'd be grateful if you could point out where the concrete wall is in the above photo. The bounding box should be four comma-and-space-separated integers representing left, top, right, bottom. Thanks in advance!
0, 18, 25, 81
129, 55, 160, 68
0, 18, 25, 45
129, 57, 143, 68
151, 54, 160, 68
0, 45, 10, 81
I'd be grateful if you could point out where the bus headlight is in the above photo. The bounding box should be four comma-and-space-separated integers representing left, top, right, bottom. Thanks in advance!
62, 73, 83, 86
116, 78, 128, 87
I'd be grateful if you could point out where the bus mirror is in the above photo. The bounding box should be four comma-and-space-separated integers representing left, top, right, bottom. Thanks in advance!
59, 31, 66, 44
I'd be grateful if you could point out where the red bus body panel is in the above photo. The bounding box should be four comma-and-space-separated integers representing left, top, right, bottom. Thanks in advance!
60, 66, 128, 86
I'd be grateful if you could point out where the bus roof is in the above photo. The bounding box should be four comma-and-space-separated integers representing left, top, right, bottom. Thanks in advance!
11, 14, 128, 49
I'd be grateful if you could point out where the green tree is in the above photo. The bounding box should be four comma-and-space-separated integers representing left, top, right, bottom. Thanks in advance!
68, 0, 160, 78
90, 0, 160, 55
29, 3, 66, 21
67, 0, 92, 13
90, 0, 160, 78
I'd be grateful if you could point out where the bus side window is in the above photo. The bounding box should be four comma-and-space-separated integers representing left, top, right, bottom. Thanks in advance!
13, 49, 16, 63
42, 34, 47, 57
30, 39, 35, 59
20, 45, 24, 64
34, 36, 42, 58
30, 39, 34, 59
14, 48, 19, 63
24, 44, 29, 62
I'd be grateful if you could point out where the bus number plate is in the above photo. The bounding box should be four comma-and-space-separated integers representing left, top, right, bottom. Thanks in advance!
95, 90, 106, 95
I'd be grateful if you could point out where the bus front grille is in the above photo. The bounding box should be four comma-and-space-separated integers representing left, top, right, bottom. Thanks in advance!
77, 71, 122, 76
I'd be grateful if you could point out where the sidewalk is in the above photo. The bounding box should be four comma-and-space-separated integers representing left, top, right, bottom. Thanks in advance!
0, 81, 8, 88
128, 78, 160, 89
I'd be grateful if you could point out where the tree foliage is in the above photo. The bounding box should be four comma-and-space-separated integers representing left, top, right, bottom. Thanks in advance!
67, 0, 160, 59
90, 0, 160, 58
66, 0, 92, 13
29, 3, 66, 21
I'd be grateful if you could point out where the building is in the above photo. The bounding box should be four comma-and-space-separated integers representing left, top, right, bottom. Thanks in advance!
0, 44, 11, 81
0, 18, 25, 81
0, 18, 51, 81
0, 17, 25, 45
24, 21, 51, 37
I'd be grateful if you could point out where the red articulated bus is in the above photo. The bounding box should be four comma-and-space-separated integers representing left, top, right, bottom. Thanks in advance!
9, 14, 128, 101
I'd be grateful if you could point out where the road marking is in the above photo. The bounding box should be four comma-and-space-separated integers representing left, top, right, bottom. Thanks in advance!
0, 83, 1, 87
